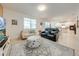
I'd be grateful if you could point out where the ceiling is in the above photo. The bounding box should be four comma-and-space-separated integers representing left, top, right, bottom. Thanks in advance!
1, 3, 79, 19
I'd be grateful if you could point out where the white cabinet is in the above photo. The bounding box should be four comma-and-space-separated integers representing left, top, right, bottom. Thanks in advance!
0, 47, 3, 56
0, 39, 11, 56
3, 44, 11, 56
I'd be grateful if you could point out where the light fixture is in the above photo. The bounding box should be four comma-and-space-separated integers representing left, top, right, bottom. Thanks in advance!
37, 5, 47, 11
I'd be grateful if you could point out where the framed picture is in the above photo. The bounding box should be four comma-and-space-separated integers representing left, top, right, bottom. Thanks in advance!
40, 22, 43, 26
12, 19, 17, 25
69, 24, 76, 34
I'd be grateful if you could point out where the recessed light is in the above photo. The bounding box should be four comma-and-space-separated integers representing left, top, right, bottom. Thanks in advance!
37, 5, 47, 11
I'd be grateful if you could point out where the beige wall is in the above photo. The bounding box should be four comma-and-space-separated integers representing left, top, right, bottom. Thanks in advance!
3, 8, 49, 39
0, 4, 3, 16
3, 8, 25, 40
3, 7, 77, 40
3, 8, 45, 40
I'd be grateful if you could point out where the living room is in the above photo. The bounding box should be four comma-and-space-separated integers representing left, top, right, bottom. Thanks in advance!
0, 3, 79, 56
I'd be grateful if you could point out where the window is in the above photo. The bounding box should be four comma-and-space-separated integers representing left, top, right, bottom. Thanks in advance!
44, 22, 50, 28
24, 18, 36, 32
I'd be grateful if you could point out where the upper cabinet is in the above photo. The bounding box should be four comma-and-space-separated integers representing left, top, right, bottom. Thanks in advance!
0, 4, 3, 17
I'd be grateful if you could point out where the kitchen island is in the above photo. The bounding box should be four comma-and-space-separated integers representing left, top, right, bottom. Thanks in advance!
0, 36, 8, 56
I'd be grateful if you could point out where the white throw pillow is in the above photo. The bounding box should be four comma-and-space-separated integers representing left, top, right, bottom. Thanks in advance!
26, 36, 41, 48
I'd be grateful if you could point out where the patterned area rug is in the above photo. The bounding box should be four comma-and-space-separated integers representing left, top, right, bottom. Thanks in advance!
9, 37, 74, 56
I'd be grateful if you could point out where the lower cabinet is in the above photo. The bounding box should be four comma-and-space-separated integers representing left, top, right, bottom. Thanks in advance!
0, 41, 11, 56
3, 44, 11, 56
0, 47, 3, 56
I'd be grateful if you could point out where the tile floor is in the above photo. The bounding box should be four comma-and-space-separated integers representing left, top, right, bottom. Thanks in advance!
8, 27, 79, 56
9, 37, 74, 56
58, 27, 79, 56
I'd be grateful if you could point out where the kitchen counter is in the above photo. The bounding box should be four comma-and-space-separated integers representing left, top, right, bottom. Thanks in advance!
0, 36, 8, 47
0, 36, 8, 56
